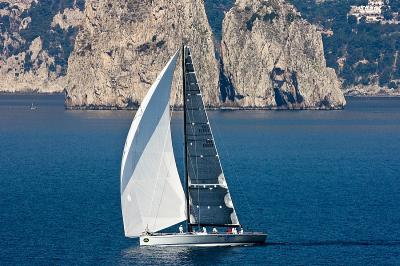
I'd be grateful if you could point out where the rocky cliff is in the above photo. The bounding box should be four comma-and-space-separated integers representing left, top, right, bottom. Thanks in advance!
64, 0, 219, 109
221, 0, 346, 109
2, 0, 347, 109
0, 1, 84, 93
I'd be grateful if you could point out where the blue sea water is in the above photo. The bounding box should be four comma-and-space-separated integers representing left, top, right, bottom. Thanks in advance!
0, 94, 400, 265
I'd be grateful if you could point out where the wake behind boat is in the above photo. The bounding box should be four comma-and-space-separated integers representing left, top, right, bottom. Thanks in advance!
120, 46, 267, 247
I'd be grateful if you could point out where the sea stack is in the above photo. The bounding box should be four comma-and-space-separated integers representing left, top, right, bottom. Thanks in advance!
221, 0, 346, 109
65, 0, 219, 109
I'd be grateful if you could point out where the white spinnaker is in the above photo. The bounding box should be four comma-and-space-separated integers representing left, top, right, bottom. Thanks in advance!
120, 51, 185, 238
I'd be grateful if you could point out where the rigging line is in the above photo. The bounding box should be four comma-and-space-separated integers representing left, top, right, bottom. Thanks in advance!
211, 114, 256, 225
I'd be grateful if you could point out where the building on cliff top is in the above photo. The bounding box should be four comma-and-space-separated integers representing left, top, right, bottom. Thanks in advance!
348, 0, 400, 24
349, 0, 385, 23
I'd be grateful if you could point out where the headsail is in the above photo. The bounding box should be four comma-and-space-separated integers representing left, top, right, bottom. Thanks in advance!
183, 47, 240, 227
121, 51, 186, 237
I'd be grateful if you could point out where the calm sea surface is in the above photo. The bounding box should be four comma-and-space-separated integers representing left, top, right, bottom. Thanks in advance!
0, 94, 400, 265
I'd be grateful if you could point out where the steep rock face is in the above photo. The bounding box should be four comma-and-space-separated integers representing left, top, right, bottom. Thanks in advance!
65, 0, 219, 109
221, 0, 346, 109
0, 1, 84, 93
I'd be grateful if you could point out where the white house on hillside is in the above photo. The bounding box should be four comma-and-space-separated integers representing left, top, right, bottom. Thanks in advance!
349, 0, 385, 22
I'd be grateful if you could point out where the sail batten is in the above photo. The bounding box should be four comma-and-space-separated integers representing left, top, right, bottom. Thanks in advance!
183, 47, 240, 227
120, 51, 186, 238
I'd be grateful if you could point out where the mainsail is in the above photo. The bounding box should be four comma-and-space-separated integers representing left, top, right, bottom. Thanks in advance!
183, 47, 240, 227
120, 51, 186, 237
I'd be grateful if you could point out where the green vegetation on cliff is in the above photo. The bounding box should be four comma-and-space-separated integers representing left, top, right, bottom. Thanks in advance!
288, 0, 400, 89
206, 0, 400, 90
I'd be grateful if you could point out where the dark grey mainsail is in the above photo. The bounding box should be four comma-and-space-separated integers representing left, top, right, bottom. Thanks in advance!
183, 47, 240, 229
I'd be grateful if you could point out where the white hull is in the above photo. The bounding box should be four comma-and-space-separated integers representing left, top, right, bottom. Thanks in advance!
138, 233, 267, 247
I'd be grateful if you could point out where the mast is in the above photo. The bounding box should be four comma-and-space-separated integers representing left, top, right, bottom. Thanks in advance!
182, 45, 191, 232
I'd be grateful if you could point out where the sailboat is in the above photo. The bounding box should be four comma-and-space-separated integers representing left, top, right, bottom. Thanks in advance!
30, 103, 37, 110
120, 46, 267, 247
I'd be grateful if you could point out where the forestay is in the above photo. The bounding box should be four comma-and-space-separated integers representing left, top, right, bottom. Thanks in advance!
183, 47, 240, 226
120, 51, 186, 237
